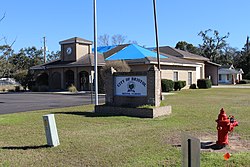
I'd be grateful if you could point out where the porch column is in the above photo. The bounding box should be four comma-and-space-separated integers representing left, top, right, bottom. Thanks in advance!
74, 68, 78, 88
61, 68, 64, 89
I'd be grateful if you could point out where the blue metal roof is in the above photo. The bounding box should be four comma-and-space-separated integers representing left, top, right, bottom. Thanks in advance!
106, 44, 167, 60
93, 45, 117, 53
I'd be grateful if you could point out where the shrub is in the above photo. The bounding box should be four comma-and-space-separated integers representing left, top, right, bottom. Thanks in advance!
174, 81, 186, 91
189, 84, 197, 89
238, 80, 247, 84
161, 79, 174, 92
238, 80, 250, 84
68, 84, 78, 93
101, 60, 131, 80
197, 79, 212, 89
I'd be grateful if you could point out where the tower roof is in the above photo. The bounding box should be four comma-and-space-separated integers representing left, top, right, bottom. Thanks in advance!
59, 37, 92, 45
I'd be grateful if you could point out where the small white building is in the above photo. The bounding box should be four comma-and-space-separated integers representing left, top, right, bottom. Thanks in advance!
218, 65, 244, 84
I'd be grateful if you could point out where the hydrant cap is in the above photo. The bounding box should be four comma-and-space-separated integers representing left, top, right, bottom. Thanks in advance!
218, 108, 227, 120
220, 108, 225, 114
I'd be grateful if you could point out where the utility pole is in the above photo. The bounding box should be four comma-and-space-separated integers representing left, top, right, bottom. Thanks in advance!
93, 0, 99, 105
43, 37, 46, 63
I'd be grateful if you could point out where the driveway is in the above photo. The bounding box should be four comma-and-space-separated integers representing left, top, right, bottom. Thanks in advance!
0, 92, 105, 115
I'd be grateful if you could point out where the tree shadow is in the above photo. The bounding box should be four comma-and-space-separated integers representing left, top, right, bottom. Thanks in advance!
1, 145, 50, 150
53, 111, 118, 118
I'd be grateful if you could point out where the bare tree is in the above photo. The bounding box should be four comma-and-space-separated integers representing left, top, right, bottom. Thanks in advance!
111, 34, 127, 45
0, 12, 5, 22
98, 34, 110, 46
98, 34, 137, 46
128, 40, 138, 45
0, 13, 6, 42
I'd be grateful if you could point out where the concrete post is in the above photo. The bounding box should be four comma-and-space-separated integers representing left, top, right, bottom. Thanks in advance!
43, 114, 60, 147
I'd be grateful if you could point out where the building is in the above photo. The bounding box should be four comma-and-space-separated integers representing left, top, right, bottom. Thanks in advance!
31, 37, 105, 91
31, 37, 220, 91
102, 44, 200, 87
156, 46, 220, 85
218, 65, 244, 84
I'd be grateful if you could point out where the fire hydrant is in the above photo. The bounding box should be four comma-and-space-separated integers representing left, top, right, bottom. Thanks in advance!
216, 108, 238, 146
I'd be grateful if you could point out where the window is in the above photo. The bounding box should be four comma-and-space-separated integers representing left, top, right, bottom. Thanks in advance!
219, 74, 222, 81
173, 72, 178, 81
188, 72, 192, 85
227, 74, 230, 80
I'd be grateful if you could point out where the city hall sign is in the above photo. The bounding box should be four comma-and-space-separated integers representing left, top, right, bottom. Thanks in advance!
115, 76, 147, 96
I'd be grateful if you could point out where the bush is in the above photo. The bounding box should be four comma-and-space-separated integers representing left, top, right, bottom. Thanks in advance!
238, 80, 247, 84
174, 81, 186, 91
197, 79, 212, 89
101, 60, 131, 80
68, 84, 78, 93
189, 84, 197, 89
161, 79, 174, 92
238, 80, 250, 84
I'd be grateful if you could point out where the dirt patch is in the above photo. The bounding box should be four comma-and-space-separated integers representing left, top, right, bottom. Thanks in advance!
165, 131, 250, 153
199, 133, 250, 153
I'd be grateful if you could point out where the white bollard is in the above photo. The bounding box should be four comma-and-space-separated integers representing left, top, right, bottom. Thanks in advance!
43, 114, 60, 147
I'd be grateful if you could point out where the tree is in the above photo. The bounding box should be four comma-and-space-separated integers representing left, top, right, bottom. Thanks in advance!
111, 34, 127, 45
21, 47, 43, 67
217, 45, 237, 65
0, 45, 14, 78
98, 34, 137, 46
238, 36, 250, 79
175, 41, 200, 55
198, 29, 229, 63
98, 34, 110, 46
47, 51, 61, 62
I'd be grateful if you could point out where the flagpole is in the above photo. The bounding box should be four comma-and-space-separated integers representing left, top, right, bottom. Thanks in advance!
153, 0, 160, 71
93, 0, 98, 105
153, 0, 162, 101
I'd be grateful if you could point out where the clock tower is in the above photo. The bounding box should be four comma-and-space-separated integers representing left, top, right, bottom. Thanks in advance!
59, 37, 93, 62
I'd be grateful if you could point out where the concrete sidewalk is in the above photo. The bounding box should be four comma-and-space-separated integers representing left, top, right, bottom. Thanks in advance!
212, 85, 250, 89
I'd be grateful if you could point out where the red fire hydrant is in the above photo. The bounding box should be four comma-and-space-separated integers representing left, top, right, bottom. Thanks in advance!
216, 108, 238, 146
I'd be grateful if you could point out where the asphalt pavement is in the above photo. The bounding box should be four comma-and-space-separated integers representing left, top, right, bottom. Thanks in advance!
0, 92, 105, 115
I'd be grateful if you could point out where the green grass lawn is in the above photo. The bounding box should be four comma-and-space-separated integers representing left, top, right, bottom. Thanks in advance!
0, 88, 250, 166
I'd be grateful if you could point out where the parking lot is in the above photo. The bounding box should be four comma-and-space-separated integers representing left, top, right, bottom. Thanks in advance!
0, 92, 105, 115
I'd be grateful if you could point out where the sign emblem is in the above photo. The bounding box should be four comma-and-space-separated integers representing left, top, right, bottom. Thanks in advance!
127, 81, 136, 92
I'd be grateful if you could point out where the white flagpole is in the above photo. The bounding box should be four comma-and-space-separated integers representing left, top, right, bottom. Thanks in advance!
153, 0, 160, 71
93, 0, 98, 105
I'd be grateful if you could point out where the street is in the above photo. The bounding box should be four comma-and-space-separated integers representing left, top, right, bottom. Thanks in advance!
0, 92, 105, 115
